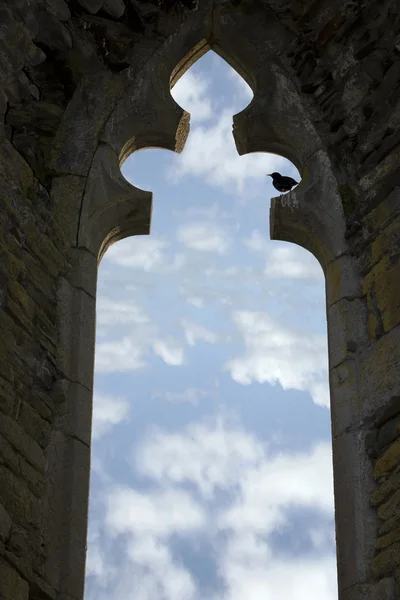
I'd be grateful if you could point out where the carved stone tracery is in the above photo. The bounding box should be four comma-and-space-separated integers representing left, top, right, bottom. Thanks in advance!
0, 1, 400, 599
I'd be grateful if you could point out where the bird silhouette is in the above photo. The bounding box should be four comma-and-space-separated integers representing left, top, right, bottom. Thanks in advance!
267, 172, 299, 195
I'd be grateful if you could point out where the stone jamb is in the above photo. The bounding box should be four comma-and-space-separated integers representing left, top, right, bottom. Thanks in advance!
44, 5, 396, 599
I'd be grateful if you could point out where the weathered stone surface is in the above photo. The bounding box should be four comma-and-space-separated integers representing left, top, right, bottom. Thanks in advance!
44, 0, 71, 21
380, 513, 400, 537
102, 0, 126, 18
371, 471, 400, 507
376, 527, 400, 551
0, 466, 40, 527
77, 0, 103, 14
370, 577, 397, 600
0, 559, 29, 600
0, 415, 45, 473
0, 502, 12, 542
374, 439, 400, 478
0, 2, 399, 599
371, 543, 400, 580
378, 490, 400, 522
36, 12, 72, 51
377, 416, 400, 454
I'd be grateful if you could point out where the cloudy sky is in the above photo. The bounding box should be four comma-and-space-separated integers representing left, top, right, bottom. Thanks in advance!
85, 52, 337, 600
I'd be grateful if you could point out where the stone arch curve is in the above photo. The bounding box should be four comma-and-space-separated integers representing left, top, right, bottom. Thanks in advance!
38, 4, 394, 600
74, 3, 348, 272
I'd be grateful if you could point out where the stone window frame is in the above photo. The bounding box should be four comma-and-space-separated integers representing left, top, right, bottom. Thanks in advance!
45, 10, 378, 599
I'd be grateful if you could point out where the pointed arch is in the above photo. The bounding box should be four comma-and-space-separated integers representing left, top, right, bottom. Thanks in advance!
45, 5, 380, 600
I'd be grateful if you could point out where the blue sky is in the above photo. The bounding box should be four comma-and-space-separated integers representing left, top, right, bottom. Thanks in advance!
85, 52, 337, 600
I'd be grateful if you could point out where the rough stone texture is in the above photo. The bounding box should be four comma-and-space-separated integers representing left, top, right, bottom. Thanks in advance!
0, 1, 400, 599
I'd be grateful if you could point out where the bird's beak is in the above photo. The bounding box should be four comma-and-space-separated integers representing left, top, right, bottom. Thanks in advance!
266, 173, 272, 177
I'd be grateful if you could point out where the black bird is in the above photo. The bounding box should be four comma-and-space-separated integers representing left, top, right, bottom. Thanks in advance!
267, 172, 299, 195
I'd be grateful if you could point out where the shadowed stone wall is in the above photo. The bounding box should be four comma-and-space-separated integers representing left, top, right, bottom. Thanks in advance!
0, 1, 399, 599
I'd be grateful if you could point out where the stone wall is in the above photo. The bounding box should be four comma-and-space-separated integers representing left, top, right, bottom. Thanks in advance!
0, 1, 399, 599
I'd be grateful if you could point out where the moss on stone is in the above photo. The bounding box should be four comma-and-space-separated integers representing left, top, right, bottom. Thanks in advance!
376, 527, 400, 551
371, 471, 400, 507
378, 489, 400, 522
374, 438, 400, 478
371, 542, 400, 579
339, 183, 357, 216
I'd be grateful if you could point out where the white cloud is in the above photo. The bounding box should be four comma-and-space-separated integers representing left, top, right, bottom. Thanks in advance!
136, 415, 265, 499
153, 388, 210, 405
243, 229, 269, 254
186, 296, 204, 308
94, 487, 203, 600
137, 416, 333, 512
244, 233, 323, 281
219, 545, 337, 600
126, 537, 197, 600
225, 311, 329, 407
218, 441, 334, 536
105, 236, 168, 271
152, 338, 184, 366
181, 319, 218, 346
170, 108, 288, 192
96, 297, 149, 326
227, 68, 253, 104
105, 486, 205, 537
95, 337, 148, 373
177, 222, 230, 254
92, 393, 130, 440
171, 70, 212, 123
264, 246, 323, 280
88, 414, 335, 600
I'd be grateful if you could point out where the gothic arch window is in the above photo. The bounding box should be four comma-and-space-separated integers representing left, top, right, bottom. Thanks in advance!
47, 7, 379, 600
86, 50, 335, 600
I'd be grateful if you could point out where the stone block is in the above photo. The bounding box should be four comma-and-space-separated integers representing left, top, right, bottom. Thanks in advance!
8, 525, 30, 559
326, 253, 363, 306
43, 432, 90, 600
0, 414, 45, 473
358, 326, 400, 417
36, 11, 72, 51
68, 247, 98, 299
374, 439, 400, 478
370, 577, 397, 600
53, 380, 92, 448
332, 428, 378, 590
0, 433, 20, 475
371, 542, 400, 579
77, 0, 102, 13
50, 175, 86, 247
378, 490, 400, 522
56, 278, 96, 391
371, 470, 400, 507
363, 256, 400, 341
380, 513, 400, 536
0, 560, 29, 600
19, 457, 46, 498
18, 401, 51, 449
376, 527, 400, 551
377, 416, 400, 454
327, 296, 369, 369
44, 0, 71, 20
0, 502, 12, 542
0, 466, 40, 527
375, 396, 400, 428
330, 358, 360, 438
102, 0, 126, 18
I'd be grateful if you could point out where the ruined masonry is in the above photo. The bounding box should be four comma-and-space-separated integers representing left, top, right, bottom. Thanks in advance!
0, 0, 400, 599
